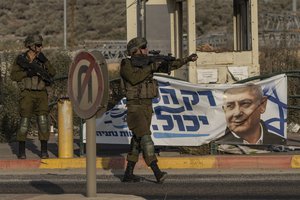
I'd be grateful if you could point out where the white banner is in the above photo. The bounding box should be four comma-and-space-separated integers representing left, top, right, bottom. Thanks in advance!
83, 74, 287, 146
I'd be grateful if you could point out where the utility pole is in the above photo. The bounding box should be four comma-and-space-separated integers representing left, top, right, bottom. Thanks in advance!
137, 0, 146, 38
0, 69, 2, 109
64, 0, 67, 49
293, 0, 297, 12
70, 0, 76, 49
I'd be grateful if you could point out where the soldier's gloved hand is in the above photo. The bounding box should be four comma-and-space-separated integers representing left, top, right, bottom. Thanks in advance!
37, 52, 48, 63
26, 69, 36, 77
157, 61, 170, 73
187, 53, 198, 62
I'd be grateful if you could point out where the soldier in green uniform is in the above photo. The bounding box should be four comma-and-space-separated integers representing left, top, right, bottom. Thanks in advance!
121, 37, 198, 183
10, 34, 56, 159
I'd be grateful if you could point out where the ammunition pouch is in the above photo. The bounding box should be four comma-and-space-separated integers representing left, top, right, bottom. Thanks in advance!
21, 76, 46, 91
124, 78, 158, 100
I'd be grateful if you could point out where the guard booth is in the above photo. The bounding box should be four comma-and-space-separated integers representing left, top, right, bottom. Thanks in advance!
126, 0, 259, 84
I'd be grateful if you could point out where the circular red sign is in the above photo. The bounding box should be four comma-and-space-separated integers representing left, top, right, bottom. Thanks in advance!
68, 51, 104, 119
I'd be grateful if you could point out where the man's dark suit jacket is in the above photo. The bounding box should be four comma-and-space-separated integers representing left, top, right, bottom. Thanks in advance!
216, 120, 286, 145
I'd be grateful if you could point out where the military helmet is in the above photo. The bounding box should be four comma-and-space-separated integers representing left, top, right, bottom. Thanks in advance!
24, 34, 43, 47
127, 37, 147, 55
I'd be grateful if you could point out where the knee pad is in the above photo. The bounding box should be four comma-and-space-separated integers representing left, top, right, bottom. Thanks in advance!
127, 136, 142, 163
140, 135, 156, 163
18, 117, 30, 136
37, 115, 49, 134
130, 135, 141, 154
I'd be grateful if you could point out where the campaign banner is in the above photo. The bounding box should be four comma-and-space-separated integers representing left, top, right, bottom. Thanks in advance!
83, 74, 287, 146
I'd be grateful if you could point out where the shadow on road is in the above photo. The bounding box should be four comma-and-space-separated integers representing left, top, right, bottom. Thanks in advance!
99, 144, 129, 182
8, 138, 41, 159
30, 180, 64, 194
8, 141, 18, 159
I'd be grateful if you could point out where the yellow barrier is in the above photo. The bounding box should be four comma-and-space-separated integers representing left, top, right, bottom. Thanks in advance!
58, 98, 74, 158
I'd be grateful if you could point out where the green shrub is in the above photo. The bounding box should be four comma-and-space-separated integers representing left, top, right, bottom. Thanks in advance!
0, 80, 19, 143
0, 114, 17, 142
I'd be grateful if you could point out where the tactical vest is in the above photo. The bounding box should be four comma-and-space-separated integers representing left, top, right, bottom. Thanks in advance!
20, 76, 46, 90
17, 54, 48, 91
123, 75, 158, 100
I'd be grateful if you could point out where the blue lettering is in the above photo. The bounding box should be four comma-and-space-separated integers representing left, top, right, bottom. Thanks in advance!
183, 115, 199, 132
160, 88, 179, 105
96, 131, 103, 136
154, 113, 209, 132
197, 91, 216, 106
181, 90, 199, 111
96, 131, 120, 137
120, 131, 133, 137
199, 116, 209, 125
173, 115, 185, 131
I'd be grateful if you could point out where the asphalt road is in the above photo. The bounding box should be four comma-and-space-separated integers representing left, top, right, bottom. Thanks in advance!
1, 169, 300, 199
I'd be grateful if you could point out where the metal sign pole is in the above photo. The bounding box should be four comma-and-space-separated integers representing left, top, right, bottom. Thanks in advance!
86, 115, 96, 197
68, 51, 107, 198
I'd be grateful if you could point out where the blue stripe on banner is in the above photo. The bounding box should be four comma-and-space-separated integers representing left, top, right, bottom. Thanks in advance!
110, 111, 127, 118
113, 125, 128, 129
154, 106, 185, 114
153, 132, 209, 138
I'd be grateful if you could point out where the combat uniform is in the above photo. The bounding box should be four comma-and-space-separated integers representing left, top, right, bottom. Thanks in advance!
10, 34, 56, 159
121, 57, 191, 165
120, 37, 197, 183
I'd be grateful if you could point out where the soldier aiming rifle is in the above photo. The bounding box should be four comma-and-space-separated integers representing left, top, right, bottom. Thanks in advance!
131, 50, 176, 74
120, 37, 198, 183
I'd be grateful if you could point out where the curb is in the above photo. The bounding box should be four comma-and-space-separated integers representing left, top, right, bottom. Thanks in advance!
216, 155, 293, 169
1, 155, 300, 169
0, 160, 41, 169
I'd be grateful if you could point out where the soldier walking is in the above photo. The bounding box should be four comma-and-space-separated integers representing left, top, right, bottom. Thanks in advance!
121, 37, 198, 183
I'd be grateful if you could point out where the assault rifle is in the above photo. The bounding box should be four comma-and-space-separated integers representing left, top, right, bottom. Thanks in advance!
16, 54, 54, 85
131, 50, 176, 73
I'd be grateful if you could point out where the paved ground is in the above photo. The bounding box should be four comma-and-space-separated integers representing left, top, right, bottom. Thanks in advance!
0, 134, 131, 160
1, 169, 300, 200
1, 133, 300, 199
0, 194, 147, 200
1, 133, 300, 170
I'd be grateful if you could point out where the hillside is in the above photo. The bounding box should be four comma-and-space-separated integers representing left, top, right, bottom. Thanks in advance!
0, 0, 294, 50
0, 0, 126, 49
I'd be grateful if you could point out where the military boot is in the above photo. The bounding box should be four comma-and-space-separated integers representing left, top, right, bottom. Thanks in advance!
40, 140, 49, 159
150, 161, 167, 183
18, 141, 26, 159
122, 161, 142, 182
